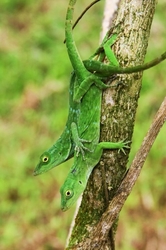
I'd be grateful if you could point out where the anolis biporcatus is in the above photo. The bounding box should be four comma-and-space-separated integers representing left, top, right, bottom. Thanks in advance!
34, 0, 166, 177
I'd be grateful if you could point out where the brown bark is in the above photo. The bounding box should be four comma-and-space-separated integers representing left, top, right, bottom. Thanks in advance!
66, 0, 159, 249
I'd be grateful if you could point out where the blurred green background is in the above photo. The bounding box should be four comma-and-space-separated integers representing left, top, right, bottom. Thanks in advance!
0, 0, 165, 249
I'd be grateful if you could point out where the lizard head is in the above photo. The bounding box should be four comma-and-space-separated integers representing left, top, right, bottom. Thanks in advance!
33, 134, 73, 176
33, 151, 52, 176
33, 146, 69, 176
60, 176, 86, 211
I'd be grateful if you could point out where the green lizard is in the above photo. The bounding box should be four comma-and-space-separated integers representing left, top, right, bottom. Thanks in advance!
60, 141, 127, 211
33, 1, 111, 176
33, 1, 105, 176
34, 0, 166, 176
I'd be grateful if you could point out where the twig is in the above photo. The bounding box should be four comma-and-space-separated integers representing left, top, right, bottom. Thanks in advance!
64, 0, 101, 44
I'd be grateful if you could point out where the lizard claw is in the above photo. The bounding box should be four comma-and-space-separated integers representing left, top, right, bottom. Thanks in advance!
75, 138, 93, 159
118, 140, 131, 155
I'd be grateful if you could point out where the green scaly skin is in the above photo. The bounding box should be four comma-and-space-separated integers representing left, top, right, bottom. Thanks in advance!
60, 0, 129, 211
33, 73, 79, 176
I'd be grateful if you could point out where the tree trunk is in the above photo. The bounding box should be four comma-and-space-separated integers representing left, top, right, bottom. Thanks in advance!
66, 0, 157, 249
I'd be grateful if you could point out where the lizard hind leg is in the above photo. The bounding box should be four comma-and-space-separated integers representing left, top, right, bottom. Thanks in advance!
71, 122, 92, 159
74, 74, 108, 102
103, 34, 119, 67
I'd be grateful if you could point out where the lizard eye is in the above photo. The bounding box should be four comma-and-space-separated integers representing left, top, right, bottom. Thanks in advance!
42, 156, 49, 163
65, 190, 73, 199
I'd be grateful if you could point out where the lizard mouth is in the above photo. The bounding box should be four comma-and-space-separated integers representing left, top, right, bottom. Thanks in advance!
61, 206, 68, 212
33, 171, 38, 176
33, 170, 44, 176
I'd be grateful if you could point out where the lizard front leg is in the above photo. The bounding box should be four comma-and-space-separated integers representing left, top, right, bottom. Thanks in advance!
71, 122, 92, 158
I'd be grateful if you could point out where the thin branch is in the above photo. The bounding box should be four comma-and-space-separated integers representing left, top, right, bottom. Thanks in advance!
85, 97, 166, 248
64, 0, 101, 44
72, 0, 101, 30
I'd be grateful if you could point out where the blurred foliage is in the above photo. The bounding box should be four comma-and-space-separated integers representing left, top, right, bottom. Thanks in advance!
0, 0, 165, 249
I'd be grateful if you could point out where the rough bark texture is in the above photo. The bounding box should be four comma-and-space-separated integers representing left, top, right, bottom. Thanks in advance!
66, 0, 157, 249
